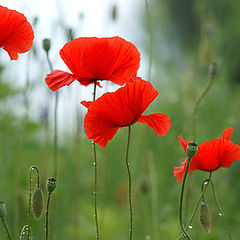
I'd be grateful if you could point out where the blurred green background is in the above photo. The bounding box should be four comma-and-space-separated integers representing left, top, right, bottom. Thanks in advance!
1, 0, 240, 239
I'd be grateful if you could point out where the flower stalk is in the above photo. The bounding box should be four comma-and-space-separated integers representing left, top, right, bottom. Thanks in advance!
125, 124, 133, 240
192, 63, 216, 142
92, 80, 100, 240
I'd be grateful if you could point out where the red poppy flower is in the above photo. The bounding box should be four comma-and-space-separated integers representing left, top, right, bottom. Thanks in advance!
45, 36, 140, 91
0, 5, 34, 60
174, 127, 240, 182
81, 77, 171, 148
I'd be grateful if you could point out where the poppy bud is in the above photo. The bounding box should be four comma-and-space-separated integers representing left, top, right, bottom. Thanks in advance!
0, 202, 6, 218
199, 202, 211, 233
111, 5, 118, 21
209, 62, 217, 79
43, 39, 51, 53
186, 142, 198, 159
20, 225, 32, 240
46, 177, 56, 193
32, 188, 44, 219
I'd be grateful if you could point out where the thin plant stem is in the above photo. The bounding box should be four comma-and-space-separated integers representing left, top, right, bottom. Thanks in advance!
92, 80, 100, 240
1, 217, 12, 240
125, 125, 133, 240
192, 63, 216, 142
176, 172, 212, 240
145, 0, 153, 82
28, 166, 40, 227
209, 180, 232, 240
179, 158, 192, 240
46, 51, 59, 179
45, 193, 52, 240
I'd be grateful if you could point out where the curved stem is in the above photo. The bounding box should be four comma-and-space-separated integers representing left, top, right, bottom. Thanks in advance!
179, 158, 192, 240
92, 80, 100, 240
176, 172, 212, 240
125, 125, 133, 240
209, 180, 232, 240
46, 51, 59, 179
145, 0, 153, 82
192, 63, 216, 142
28, 166, 40, 226
45, 193, 51, 240
1, 217, 12, 240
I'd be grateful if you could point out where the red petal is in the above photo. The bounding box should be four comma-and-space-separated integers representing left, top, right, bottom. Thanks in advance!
221, 127, 233, 140
0, 6, 34, 60
45, 70, 79, 91
60, 36, 140, 85
81, 101, 93, 109
83, 78, 159, 147
178, 135, 190, 153
137, 113, 171, 136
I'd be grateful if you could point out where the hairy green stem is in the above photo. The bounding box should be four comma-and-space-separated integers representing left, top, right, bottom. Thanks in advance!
46, 51, 59, 179
1, 217, 12, 240
28, 166, 40, 228
209, 180, 232, 240
176, 172, 212, 240
125, 125, 133, 240
92, 80, 100, 240
45, 193, 51, 240
179, 158, 192, 240
192, 63, 216, 142
145, 0, 153, 82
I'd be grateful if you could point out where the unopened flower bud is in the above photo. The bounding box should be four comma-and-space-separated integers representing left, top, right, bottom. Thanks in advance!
43, 39, 51, 53
32, 188, 44, 219
209, 62, 217, 79
186, 142, 198, 159
0, 202, 6, 217
46, 177, 56, 193
199, 202, 211, 233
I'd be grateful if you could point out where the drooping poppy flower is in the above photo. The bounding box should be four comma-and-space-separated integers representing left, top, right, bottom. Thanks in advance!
45, 36, 140, 91
0, 5, 34, 60
81, 77, 171, 148
174, 127, 240, 182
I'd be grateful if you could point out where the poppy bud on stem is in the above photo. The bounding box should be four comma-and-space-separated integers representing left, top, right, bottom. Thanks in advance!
45, 177, 56, 240
179, 143, 198, 240
0, 202, 12, 240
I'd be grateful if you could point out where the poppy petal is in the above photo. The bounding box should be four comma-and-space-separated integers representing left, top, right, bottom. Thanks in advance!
0, 6, 34, 60
137, 113, 171, 136
45, 70, 79, 91
178, 135, 190, 153
81, 100, 93, 108
221, 127, 233, 140
83, 78, 162, 147
60, 36, 140, 85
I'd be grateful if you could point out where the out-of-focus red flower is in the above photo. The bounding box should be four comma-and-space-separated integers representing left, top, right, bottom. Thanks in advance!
45, 36, 140, 91
0, 5, 34, 60
81, 77, 171, 148
174, 127, 240, 182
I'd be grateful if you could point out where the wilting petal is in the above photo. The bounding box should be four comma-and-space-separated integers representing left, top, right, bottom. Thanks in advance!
221, 127, 233, 140
0, 5, 34, 60
137, 113, 171, 136
82, 78, 167, 147
45, 70, 79, 91
60, 36, 140, 85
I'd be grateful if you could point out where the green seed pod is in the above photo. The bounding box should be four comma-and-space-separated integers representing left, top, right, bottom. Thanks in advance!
199, 202, 211, 233
20, 225, 32, 240
43, 39, 51, 53
46, 177, 56, 193
186, 142, 198, 159
0, 202, 6, 217
32, 188, 44, 219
